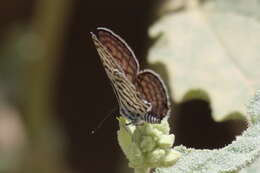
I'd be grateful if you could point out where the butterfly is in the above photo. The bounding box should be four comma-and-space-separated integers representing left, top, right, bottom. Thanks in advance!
91, 27, 170, 125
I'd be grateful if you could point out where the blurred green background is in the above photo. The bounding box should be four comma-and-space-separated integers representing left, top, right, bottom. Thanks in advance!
0, 0, 247, 173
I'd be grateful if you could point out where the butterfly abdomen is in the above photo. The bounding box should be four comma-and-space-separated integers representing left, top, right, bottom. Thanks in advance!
143, 113, 161, 124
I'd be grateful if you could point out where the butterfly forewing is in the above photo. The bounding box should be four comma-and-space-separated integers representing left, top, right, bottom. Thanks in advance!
91, 33, 124, 75
96, 27, 139, 82
91, 29, 151, 122
135, 70, 170, 119
111, 69, 151, 116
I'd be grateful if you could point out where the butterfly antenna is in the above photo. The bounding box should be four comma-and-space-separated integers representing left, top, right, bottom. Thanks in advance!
91, 107, 118, 134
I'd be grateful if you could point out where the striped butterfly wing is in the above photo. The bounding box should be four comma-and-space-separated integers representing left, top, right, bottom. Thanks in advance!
96, 27, 139, 82
91, 28, 151, 122
135, 70, 171, 119
91, 32, 124, 76
111, 69, 151, 116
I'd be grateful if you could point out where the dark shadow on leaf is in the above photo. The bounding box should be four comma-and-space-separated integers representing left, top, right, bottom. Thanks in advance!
171, 100, 247, 149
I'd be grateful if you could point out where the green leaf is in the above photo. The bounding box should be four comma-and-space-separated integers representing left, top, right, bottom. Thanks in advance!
155, 90, 260, 173
239, 157, 260, 173
148, 0, 260, 121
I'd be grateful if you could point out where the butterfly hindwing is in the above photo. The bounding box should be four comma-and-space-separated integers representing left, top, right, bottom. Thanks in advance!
135, 70, 170, 119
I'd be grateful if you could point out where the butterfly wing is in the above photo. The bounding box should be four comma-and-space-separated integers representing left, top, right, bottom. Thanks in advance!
92, 28, 171, 124
96, 27, 140, 82
135, 70, 170, 119
91, 29, 151, 122
91, 32, 124, 75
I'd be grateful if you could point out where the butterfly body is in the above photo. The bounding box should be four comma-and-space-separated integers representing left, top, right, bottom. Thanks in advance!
91, 27, 170, 125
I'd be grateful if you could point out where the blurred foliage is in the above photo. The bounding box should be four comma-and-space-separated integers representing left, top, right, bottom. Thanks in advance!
0, 0, 71, 172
